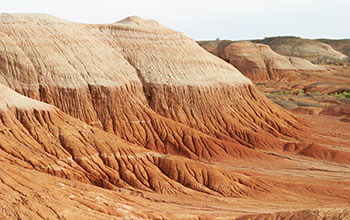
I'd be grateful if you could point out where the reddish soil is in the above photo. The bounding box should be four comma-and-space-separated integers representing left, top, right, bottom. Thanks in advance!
0, 14, 349, 219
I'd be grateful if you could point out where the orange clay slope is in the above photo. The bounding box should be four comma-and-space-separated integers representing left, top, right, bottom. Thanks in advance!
1, 75, 350, 219
0, 13, 303, 156
0, 13, 350, 219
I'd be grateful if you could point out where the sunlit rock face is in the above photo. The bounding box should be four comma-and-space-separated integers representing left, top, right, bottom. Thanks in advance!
0, 13, 350, 220
0, 13, 300, 156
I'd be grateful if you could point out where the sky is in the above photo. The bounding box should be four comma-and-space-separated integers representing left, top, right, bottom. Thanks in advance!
1, 0, 350, 41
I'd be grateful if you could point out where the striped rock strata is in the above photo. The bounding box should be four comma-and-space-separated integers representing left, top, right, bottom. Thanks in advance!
0, 13, 301, 158
1, 14, 350, 219
199, 40, 324, 81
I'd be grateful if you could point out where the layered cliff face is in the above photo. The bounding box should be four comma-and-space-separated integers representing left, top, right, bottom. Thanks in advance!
254, 36, 350, 64
1, 85, 275, 198
1, 14, 350, 219
0, 86, 277, 219
199, 40, 323, 81
1, 84, 350, 219
0, 13, 302, 159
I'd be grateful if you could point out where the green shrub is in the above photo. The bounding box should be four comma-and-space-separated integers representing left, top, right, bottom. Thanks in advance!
256, 83, 266, 87
330, 91, 350, 99
297, 89, 304, 96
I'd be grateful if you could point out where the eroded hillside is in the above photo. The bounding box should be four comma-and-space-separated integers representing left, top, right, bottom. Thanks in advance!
253, 36, 350, 64
0, 14, 350, 219
199, 39, 350, 120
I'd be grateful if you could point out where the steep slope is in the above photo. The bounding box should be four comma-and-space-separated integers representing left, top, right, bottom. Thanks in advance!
254, 36, 350, 64
2, 85, 350, 219
1, 84, 274, 196
1, 14, 350, 219
0, 13, 302, 158
199, 40, 323, 81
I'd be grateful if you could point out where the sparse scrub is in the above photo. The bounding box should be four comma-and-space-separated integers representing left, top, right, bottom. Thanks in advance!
270, 90, 293, 95
297, 89, 304, 96
330, 91, 350, 99
256, 82, 266, 87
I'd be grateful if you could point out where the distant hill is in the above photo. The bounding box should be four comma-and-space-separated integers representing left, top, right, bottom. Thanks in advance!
253, 36, 350, 64
197, 39, 234, 56
198, 40, 323, 81
316, 39, 350, 57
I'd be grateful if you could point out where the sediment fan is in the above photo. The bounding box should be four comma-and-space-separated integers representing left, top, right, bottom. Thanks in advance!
0, 13, 349, 219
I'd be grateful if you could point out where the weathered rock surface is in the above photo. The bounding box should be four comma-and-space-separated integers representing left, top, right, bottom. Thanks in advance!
2, 83, 349, 219
254, 36, 350, 64
0, 13, 302, 157
199, 40, 323, 81
1, 14, 350, 219
1, 85, 276, 198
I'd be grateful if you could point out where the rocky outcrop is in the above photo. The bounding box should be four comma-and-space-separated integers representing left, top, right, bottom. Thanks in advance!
254, 36, 350, 64
0, 13, 302, 158
2, 83, 350, 219
1, 14, 350, 219
1, 85, 273, 196
200, 40, 323, 81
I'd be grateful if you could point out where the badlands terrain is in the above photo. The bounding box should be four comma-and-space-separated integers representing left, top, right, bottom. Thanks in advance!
199, 38, 350, 120
0, 13, 349, 219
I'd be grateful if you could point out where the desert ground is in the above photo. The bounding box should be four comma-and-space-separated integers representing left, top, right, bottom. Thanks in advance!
0, 14, 349, 219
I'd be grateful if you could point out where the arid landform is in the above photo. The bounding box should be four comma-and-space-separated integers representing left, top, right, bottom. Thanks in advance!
0, 14, 350, 219
199, 37, 350, 121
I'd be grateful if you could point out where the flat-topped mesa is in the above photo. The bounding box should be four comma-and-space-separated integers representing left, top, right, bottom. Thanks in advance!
0, 14, 302, 160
